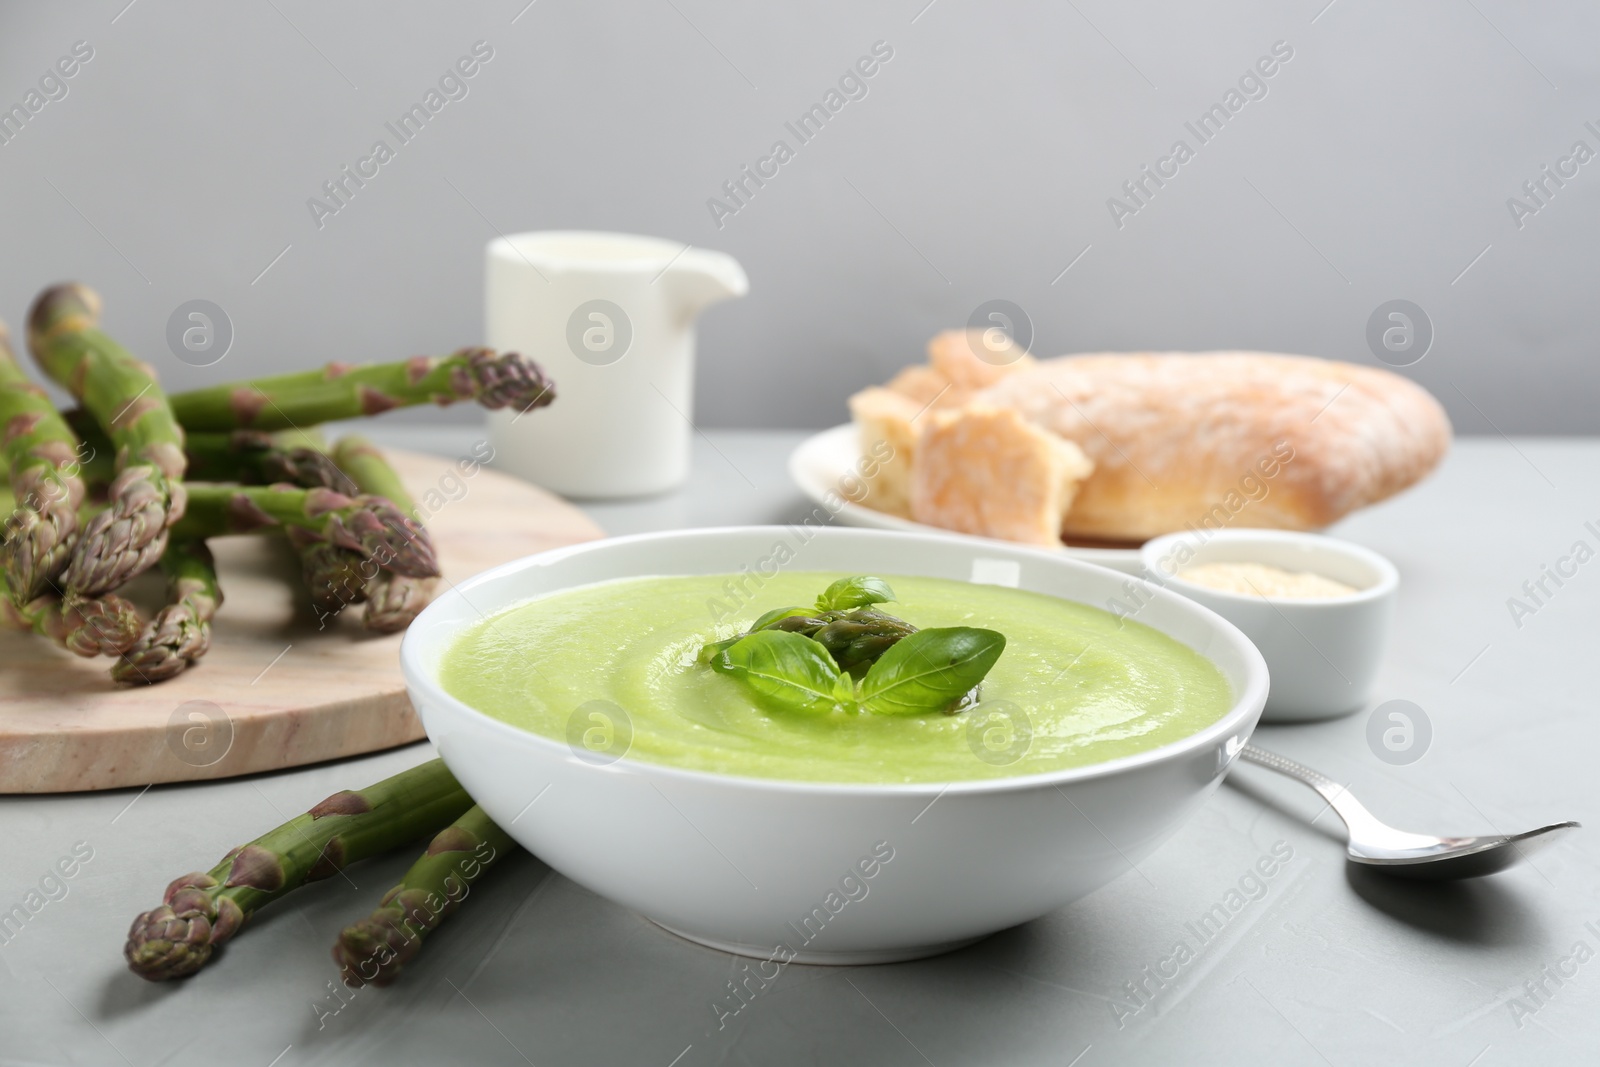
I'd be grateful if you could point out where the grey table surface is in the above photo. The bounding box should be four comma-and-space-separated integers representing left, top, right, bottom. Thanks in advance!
3, 427, 1598, 1067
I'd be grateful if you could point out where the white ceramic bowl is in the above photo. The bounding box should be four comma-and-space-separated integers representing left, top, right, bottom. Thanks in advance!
402, 527, 1268, 964
1140, 529, 1398, 723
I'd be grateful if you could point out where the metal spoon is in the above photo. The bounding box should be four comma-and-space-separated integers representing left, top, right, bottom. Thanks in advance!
1238, 745, 1579, 880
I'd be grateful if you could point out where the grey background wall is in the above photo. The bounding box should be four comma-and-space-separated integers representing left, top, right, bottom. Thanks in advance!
0, 0, 1594, 431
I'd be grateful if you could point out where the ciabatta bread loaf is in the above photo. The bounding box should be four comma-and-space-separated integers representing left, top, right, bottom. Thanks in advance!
973, 351, 1451, 541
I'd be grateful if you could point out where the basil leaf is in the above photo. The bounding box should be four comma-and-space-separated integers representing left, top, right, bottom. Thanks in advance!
711, 630, 855, 715
697, 635, 741, 664
859, 627, 1006, 715
815, 576, 896, 613
700, 607, 815, 664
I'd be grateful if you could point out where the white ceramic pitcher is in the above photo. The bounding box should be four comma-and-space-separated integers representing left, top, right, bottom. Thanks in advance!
485, 232, 748, 498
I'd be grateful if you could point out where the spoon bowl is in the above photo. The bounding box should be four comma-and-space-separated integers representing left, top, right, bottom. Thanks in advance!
1239, 745, 1579, 880
1346, 822, 1580, 880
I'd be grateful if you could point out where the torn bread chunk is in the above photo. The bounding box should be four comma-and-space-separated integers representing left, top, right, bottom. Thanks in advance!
848, 387, 922, 517
884, 364, 966, 410
910, 405, 1094, 546
927, 329, 1036, 389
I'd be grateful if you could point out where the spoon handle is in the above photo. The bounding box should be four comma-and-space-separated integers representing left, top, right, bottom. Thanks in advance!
1238, 744, 1398, 846
1239, 745, 1343, 793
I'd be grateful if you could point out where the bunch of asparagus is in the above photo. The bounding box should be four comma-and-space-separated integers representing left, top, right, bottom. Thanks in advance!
125, 758, 515, 986
0, 283, 555, 684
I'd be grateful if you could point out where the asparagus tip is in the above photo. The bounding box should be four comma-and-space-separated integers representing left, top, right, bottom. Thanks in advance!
466, 349, 556, 414
61, 469, 172, 595
333, 912, 419, 988
111, 604, 212, 685
26, 283, 101, 352
124, 874, 241, 982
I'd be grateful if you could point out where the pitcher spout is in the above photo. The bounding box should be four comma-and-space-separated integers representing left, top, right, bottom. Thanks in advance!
663, 247, 749, 319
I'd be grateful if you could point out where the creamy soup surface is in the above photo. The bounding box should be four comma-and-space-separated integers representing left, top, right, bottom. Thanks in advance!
439, 572, 1234, 784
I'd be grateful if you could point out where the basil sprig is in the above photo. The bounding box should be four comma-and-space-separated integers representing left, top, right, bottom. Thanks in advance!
698, 577, 906, 668
702, 576, 1006, 717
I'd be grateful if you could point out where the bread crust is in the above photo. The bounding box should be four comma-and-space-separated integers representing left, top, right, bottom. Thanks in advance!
973, 351, 1452, 541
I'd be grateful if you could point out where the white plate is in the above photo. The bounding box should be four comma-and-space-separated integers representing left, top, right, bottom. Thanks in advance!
788, 424, 1144, 575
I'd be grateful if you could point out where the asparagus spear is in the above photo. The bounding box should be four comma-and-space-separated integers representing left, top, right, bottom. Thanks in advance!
63, 417, 373, 625
185, 430, 345, 489
2, 587, 143, 657
66, 412, 346, 491
288, 527, 369, 614
111, 539, 221, 685
328, 437, 415, 516
333, 805, 514, 987
180, 426, 366, 617
0, 480, 142, 657
125, 759, 472, 981
27, 284, 187, 596
168, 348, 555, 432
177, 427, 375, 617
330, 436, 437, 633
170, 485, 438, 579
361, 572, 436, 635
255, 429, 377, 617
786, 608, 920, 673
0, 321, 90, 602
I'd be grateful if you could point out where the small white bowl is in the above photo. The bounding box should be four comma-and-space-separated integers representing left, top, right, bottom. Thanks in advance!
1140, 530, 1398, 723
402, 527, 1267, 963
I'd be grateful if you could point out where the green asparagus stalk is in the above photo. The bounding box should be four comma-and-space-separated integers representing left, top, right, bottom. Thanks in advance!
287, 526, 369, 614
787, 609, 920, 673
27, 284, 187, 596
173, 427, 374, 617
0, 321, 92, 602
332, 805, 514, 987
330, 436, 437, 632
170, 485, 438, 579
2, 587, 143, 657
124, 759, 472, 981
168, 348, 555, 432
185, 430, 345, 488
121, 420, 368, 619
328, 437, 417, 519
216, 428, 371, 617
259, 430, 373, 617
65, 412, 346, 492
111, 540, 221, 685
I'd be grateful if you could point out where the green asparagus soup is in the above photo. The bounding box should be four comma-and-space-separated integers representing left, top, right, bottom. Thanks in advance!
438, 572, 1233, 784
